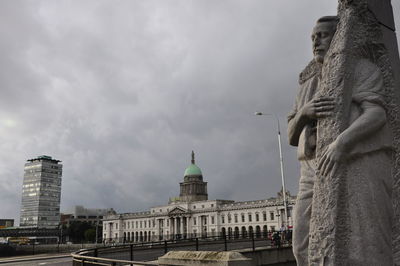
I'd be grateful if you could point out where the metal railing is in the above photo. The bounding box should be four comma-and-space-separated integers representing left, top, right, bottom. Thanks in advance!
72, 231, 292, 265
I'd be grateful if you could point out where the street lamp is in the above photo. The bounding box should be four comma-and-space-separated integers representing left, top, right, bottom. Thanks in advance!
255, 112, 288, 228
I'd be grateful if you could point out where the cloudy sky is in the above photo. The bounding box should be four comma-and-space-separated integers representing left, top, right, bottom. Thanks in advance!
1, 1, 399, 223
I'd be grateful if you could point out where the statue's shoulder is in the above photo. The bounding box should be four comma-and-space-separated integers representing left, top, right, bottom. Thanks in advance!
299, 60, 321, 85
354, 58, 381, 76
353, 58, 383, 88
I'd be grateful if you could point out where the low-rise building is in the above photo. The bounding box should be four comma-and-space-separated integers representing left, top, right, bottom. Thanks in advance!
0, 219, 14, 229
103, 152, 295, 243
61, 206, 116, 226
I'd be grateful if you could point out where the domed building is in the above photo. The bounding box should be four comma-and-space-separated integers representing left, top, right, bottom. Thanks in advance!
103, 152, 295, 243
177, 151, 208, 202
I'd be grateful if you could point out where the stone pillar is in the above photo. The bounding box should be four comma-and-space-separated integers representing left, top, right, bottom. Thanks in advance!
180, 217, 184, 238
173, 218, 177, 239
169, 218, 173, 240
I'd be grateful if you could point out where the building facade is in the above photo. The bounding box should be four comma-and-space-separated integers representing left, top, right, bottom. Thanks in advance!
103, 153, 295, 243
61, 205, 116, 226
0, 219, 14, 229
20, 155, 63, 228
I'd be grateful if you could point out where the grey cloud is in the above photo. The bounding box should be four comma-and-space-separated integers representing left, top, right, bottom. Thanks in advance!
0, 0, 398, 221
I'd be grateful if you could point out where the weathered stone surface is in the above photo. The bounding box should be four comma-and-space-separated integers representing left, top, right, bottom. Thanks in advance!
288, 0, 400, 265
308, 0, 400, 265
157, 251, 252, 266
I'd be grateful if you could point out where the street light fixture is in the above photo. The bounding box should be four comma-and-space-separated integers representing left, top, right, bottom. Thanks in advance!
255, 112, 288, 228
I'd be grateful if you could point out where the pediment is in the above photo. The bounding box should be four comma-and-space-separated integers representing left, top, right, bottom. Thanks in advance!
168, 207, 189, 216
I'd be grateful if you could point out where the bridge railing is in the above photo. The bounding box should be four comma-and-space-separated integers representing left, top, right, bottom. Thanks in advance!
71, 232, 292, 265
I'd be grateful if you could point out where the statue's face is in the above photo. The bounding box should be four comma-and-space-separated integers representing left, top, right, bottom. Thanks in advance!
312, 22, 336, 63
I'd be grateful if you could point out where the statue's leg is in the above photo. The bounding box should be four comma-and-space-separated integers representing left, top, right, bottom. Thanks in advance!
347, 150, 393, 266
293, 159, 316, 266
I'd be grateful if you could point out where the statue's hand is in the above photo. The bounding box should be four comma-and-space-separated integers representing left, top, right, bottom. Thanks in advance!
318, 140, 348, 177
301, 96, 335, 120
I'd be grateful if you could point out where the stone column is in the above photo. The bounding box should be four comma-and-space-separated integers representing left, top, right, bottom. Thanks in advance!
173, 217, 177, 239
170, 218, 173, 240
180, 217, 184, 238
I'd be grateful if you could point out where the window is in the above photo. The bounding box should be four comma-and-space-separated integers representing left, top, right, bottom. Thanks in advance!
140, 221, 143, 228
263, 212, 267, 221
211, 216, 215, 224
211, 204, 214, 207
228, 214, 232, 223
221, 216, 225, 224
270, 212, 275, 220
136, 221, 138, 228
234, 214, 238, 223
193, 205, 196, 209
256, 213, 259, 222
202, 205, 205, 208
193, 218, 197, 225
167, 219, 169, 226
241, 214, 245, 223
116, 223, 118, 229
248, 213, 252, 222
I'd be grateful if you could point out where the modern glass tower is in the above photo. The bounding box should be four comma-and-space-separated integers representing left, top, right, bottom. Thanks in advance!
20, 155, 62, 228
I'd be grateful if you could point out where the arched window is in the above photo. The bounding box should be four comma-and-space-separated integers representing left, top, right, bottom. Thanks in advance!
228, 227, 233, 239
255, 226, 261, 238
221, 227, 226, 237
263, 225, 268, 238
234, 227, 240, 239
241, 226, 247, 238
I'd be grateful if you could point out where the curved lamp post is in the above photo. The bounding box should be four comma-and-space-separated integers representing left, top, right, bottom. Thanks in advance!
255, 112, 288, 228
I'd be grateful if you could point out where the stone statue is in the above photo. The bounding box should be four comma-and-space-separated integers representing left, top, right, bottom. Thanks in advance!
288, 0, 400, 264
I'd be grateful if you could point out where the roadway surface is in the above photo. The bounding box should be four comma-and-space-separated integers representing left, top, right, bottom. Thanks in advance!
0, 256, 72, 266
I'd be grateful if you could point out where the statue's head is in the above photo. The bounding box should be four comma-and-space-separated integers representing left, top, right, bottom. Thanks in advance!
312, 16, 339, 64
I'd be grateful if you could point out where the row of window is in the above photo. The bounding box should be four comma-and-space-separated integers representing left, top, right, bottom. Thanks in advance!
107, 211, 281, 232
221, 212, 274, 224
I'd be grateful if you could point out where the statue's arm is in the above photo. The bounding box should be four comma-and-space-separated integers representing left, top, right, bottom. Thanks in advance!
288, 96, 335, 146
336, 102, 386, 151
318, 101, 386, 176
288, 110, 309, 146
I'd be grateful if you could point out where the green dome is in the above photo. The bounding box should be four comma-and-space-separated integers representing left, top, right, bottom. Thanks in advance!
184, 164, 202, 176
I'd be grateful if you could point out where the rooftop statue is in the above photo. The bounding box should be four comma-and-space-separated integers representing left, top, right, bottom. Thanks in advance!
287, 0, 400, 265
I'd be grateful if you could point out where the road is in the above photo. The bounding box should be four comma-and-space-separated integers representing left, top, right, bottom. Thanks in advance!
0, 256, 72, 266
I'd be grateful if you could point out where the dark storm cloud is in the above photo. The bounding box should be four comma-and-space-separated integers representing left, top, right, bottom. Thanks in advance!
0, 0, 399, 222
